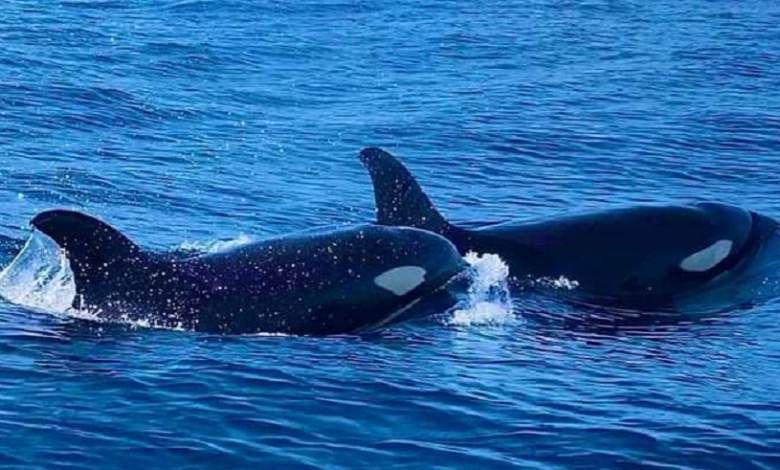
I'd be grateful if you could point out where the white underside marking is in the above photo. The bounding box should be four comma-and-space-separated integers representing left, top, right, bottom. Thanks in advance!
679, 239, 734, 272
374, 266, 427, 296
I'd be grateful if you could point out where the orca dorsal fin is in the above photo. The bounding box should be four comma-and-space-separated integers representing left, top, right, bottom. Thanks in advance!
358, 148, 452, 236
31, 210, 143, 287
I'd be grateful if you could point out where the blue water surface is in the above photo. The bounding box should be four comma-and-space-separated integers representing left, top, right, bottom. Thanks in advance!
1, 0, 780, 468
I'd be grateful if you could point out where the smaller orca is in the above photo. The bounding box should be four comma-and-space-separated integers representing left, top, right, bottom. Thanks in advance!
358, 147, 779, 307
29, 209, 466, 335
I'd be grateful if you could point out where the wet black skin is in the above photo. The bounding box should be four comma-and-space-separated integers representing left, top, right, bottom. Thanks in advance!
31, 210, 466, 335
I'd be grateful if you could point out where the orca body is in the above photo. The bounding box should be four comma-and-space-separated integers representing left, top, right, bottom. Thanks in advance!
30, 210, 466, 335
358, 148, 778, 307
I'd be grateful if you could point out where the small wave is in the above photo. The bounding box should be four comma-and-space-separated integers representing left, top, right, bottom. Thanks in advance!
66, 305, 189, 332
250, 332, 292, 338
447, 252, 516, 326
177, 234, 257, 254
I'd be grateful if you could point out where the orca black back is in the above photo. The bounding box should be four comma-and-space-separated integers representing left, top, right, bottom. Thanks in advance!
31, 209, 467, 335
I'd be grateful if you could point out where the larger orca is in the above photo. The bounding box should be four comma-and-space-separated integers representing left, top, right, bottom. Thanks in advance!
358, 147, 779, 307
28, 209, 466, 335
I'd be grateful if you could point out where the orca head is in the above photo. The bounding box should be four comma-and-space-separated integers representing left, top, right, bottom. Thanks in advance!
358, 225, 467, 301
326, 224, 465, 331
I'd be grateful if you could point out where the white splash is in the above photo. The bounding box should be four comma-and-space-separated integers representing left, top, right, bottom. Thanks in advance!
532, 275, 580, 290
178, 234, 257, 254
0, 231, 76, 314
0, 232, 184, 331
447, 252, 515, 326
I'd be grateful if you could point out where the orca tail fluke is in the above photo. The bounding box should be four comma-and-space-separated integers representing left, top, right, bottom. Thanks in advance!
358, 148, 453, 237
31, 210, 144, 289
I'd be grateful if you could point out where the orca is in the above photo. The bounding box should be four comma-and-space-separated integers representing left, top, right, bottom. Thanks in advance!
358, 147, 779, 307
28, 209, 467, 335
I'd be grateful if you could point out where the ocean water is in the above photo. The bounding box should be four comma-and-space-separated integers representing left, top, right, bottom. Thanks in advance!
1, 0, 780, 468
